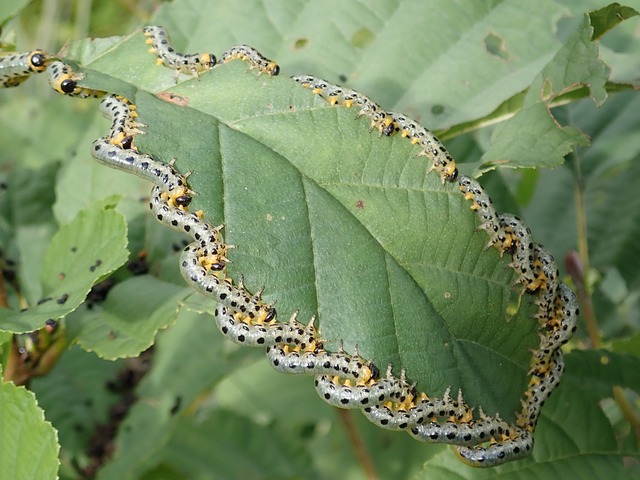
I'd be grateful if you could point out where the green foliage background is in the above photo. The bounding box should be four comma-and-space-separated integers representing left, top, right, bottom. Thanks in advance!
0, 1, 639, 479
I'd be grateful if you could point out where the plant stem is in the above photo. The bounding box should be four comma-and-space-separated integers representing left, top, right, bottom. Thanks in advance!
613, 386, 640, 440
570, 149, 600, 347
336, 409, 379, 480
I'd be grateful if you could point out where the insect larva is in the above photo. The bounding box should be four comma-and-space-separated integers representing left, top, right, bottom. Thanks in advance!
455, 428, 534, 467
531, 286, 577, 369
362, 387, 473, 431
389, 111, 458, 182
498, 213, 535, 285
215, 306, 316, 348
291, 75, 395, 136
179, 244, 274, 323
91, 138, 190, 196
314, 366, 409, 409
457, 175, 507, 248
529, 243, 559, 300
519, 350, 565, 428
143, 26, 216, 80
98, 94, 145, 149
220, 45, 280, 76
46, 61, 104, 98
0, 49, 49, 88
267, 343, 378, 383
409, 412, 512, 447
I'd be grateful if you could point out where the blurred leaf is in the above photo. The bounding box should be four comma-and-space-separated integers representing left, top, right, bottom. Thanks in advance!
478, 7, 637, 173
0, 201, 129, 333
0, 0, 32, 26
74, 276, 189, 359
0, 380, 59, 478
156, 410, 317, 480
96, 309, 256, 480
589, 2, 639, 39
30, 346, 123, 465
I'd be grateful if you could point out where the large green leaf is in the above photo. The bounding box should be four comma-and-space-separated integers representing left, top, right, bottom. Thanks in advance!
70, 53, 538, 422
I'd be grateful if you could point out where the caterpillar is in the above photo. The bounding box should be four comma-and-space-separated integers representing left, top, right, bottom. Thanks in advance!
291, 75, 458, 182
530, 285, 577, 372
91, 137, 191, 199
215, 306, 318, 349
457, 175, 506, 249
455, 428, 534, 467
266, 342, 378, 383
409, 410, 512, 447
98, 94, 145, 150
46, 61, 104, 98
0, 49, 50, 88
143, 26, 216, 80
388, 111, 458, 182
314, 366, 412, 409
497, 213, 536, 285
220, 45, 280, 77
291, 75, 394, 136
529, 243, 560, 300
362, 387, 473, 431
519, 349, 565, 429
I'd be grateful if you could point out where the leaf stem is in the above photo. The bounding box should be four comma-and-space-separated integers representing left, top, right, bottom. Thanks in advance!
336, 409, 379, 480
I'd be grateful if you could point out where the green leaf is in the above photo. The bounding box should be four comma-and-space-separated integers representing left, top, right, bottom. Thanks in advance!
156, 410, 317, 479
416, 349, 640, 478
96, 309, 256, 480
589, 2, 640, 40
480, 102, 591, 171
74, 276, 190, 359
0, 201, 129, 333
478, 6, 637, 173
0, 380, 59, 478
30, 346, 123, 464
0, 0, 32, 26
525, 13, 609, 107
73, 57, 539, 422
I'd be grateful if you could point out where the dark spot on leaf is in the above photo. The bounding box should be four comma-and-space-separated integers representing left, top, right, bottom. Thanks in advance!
355, 200, 365, 209
294, 38, 309, 49
351, 27, 374, 48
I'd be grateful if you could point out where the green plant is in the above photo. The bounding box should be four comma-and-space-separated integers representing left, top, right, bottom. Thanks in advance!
0, 1, 639, 479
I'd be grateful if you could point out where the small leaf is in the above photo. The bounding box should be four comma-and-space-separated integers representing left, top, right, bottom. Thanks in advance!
589, 3, 640, 40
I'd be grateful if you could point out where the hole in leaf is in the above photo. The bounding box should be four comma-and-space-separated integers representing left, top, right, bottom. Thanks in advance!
484, 32, 511, 61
